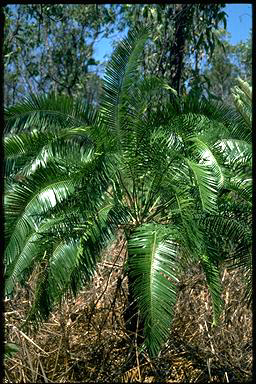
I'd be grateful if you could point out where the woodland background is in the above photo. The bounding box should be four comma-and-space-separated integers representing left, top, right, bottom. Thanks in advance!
4, 4, 252, 383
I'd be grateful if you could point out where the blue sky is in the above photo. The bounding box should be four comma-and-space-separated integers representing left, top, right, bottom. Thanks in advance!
225, 4, 252, 42
93, 4, 252, 65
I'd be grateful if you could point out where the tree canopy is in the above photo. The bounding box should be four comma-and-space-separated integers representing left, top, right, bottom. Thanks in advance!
4, 4, 251, 107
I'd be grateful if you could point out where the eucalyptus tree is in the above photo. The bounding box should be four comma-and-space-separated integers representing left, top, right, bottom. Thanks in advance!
4, 4, 115, 105
201, 30, 252, 103
112, 4, 228, 96
4, 28, 251, 358
4, 4, 228, 106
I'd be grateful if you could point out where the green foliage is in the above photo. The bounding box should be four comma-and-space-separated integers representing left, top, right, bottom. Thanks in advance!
202, 30, 252, 103
4, 343, 20, 360
4, 27, 251, 358
4, 4, 250, 106
231, 77, 252, 128
4, 4, 114, 105
112, 4, 228, 95
128, 224, 179, 357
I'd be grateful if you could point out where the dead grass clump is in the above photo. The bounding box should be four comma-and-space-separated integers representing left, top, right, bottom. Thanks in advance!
4, 234, 252, 382
164, 265, 252, 382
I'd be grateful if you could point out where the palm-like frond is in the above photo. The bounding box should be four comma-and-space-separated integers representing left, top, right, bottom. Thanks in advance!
4, 123, 93, 180
5, 93, 96, 134
231, 78, 252, 129
185, 136, 224, 213
127, 224, 179, 357
4, 130, 55, 178
25, 211, 113, 325
4, 146, 114, 292
181, 96, 251, 142
5, 163, 75, 238
186, 160, 218, 213
199, 253, 223, 325
213, 138, 251, 169
99, 27, 149, 148
5, 216, 66, 296
200, 212, 251, 304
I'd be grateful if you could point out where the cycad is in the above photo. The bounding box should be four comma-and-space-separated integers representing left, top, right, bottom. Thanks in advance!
223, 77, 252, 303
4, 28, 251, 358
231, 77, 252, 129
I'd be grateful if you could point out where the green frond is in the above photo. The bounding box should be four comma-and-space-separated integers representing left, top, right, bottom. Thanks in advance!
200, 254, 223, 326
4, 130, 55, 158
10, 196, 119, 325
61, 205, 116, 306
214, 139, 252, 168
227, 176, 252, 204
174, 208, 204, 265
111, 76, 175, 170
26, 238, 81, 326
5, 216, 65, 296
186, 159, 219, 213
234, 78, 252, 100
24, 262, 52, 325
128, 224, 179, 357
5, 166, 75, 222
99, 27, 149, 143
4, 166, 76, 267
4, 149, 117, 288
187, 136, 224, 189
201, 214, 251, 277
5, 93, 95, 134
4, 343, 20, 360
5, 146, 51, 181
182, 96, 250, 142
48, 240, 81, 299
5, 232, 42, 296
4, 122, 93, 180
231, 78, 252, 129
4, 126, 92, 159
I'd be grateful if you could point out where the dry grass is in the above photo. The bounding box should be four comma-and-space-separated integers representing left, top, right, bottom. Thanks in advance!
4, 233, 252, 383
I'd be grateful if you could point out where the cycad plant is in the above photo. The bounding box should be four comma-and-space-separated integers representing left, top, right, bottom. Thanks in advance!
4, 28, 251, 358
217, 77, 252, 303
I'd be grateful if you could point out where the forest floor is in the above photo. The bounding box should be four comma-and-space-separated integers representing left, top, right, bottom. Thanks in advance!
4, 232, 252, 383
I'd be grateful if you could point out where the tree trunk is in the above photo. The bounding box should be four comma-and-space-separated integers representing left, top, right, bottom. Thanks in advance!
169, 4, 193, 96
